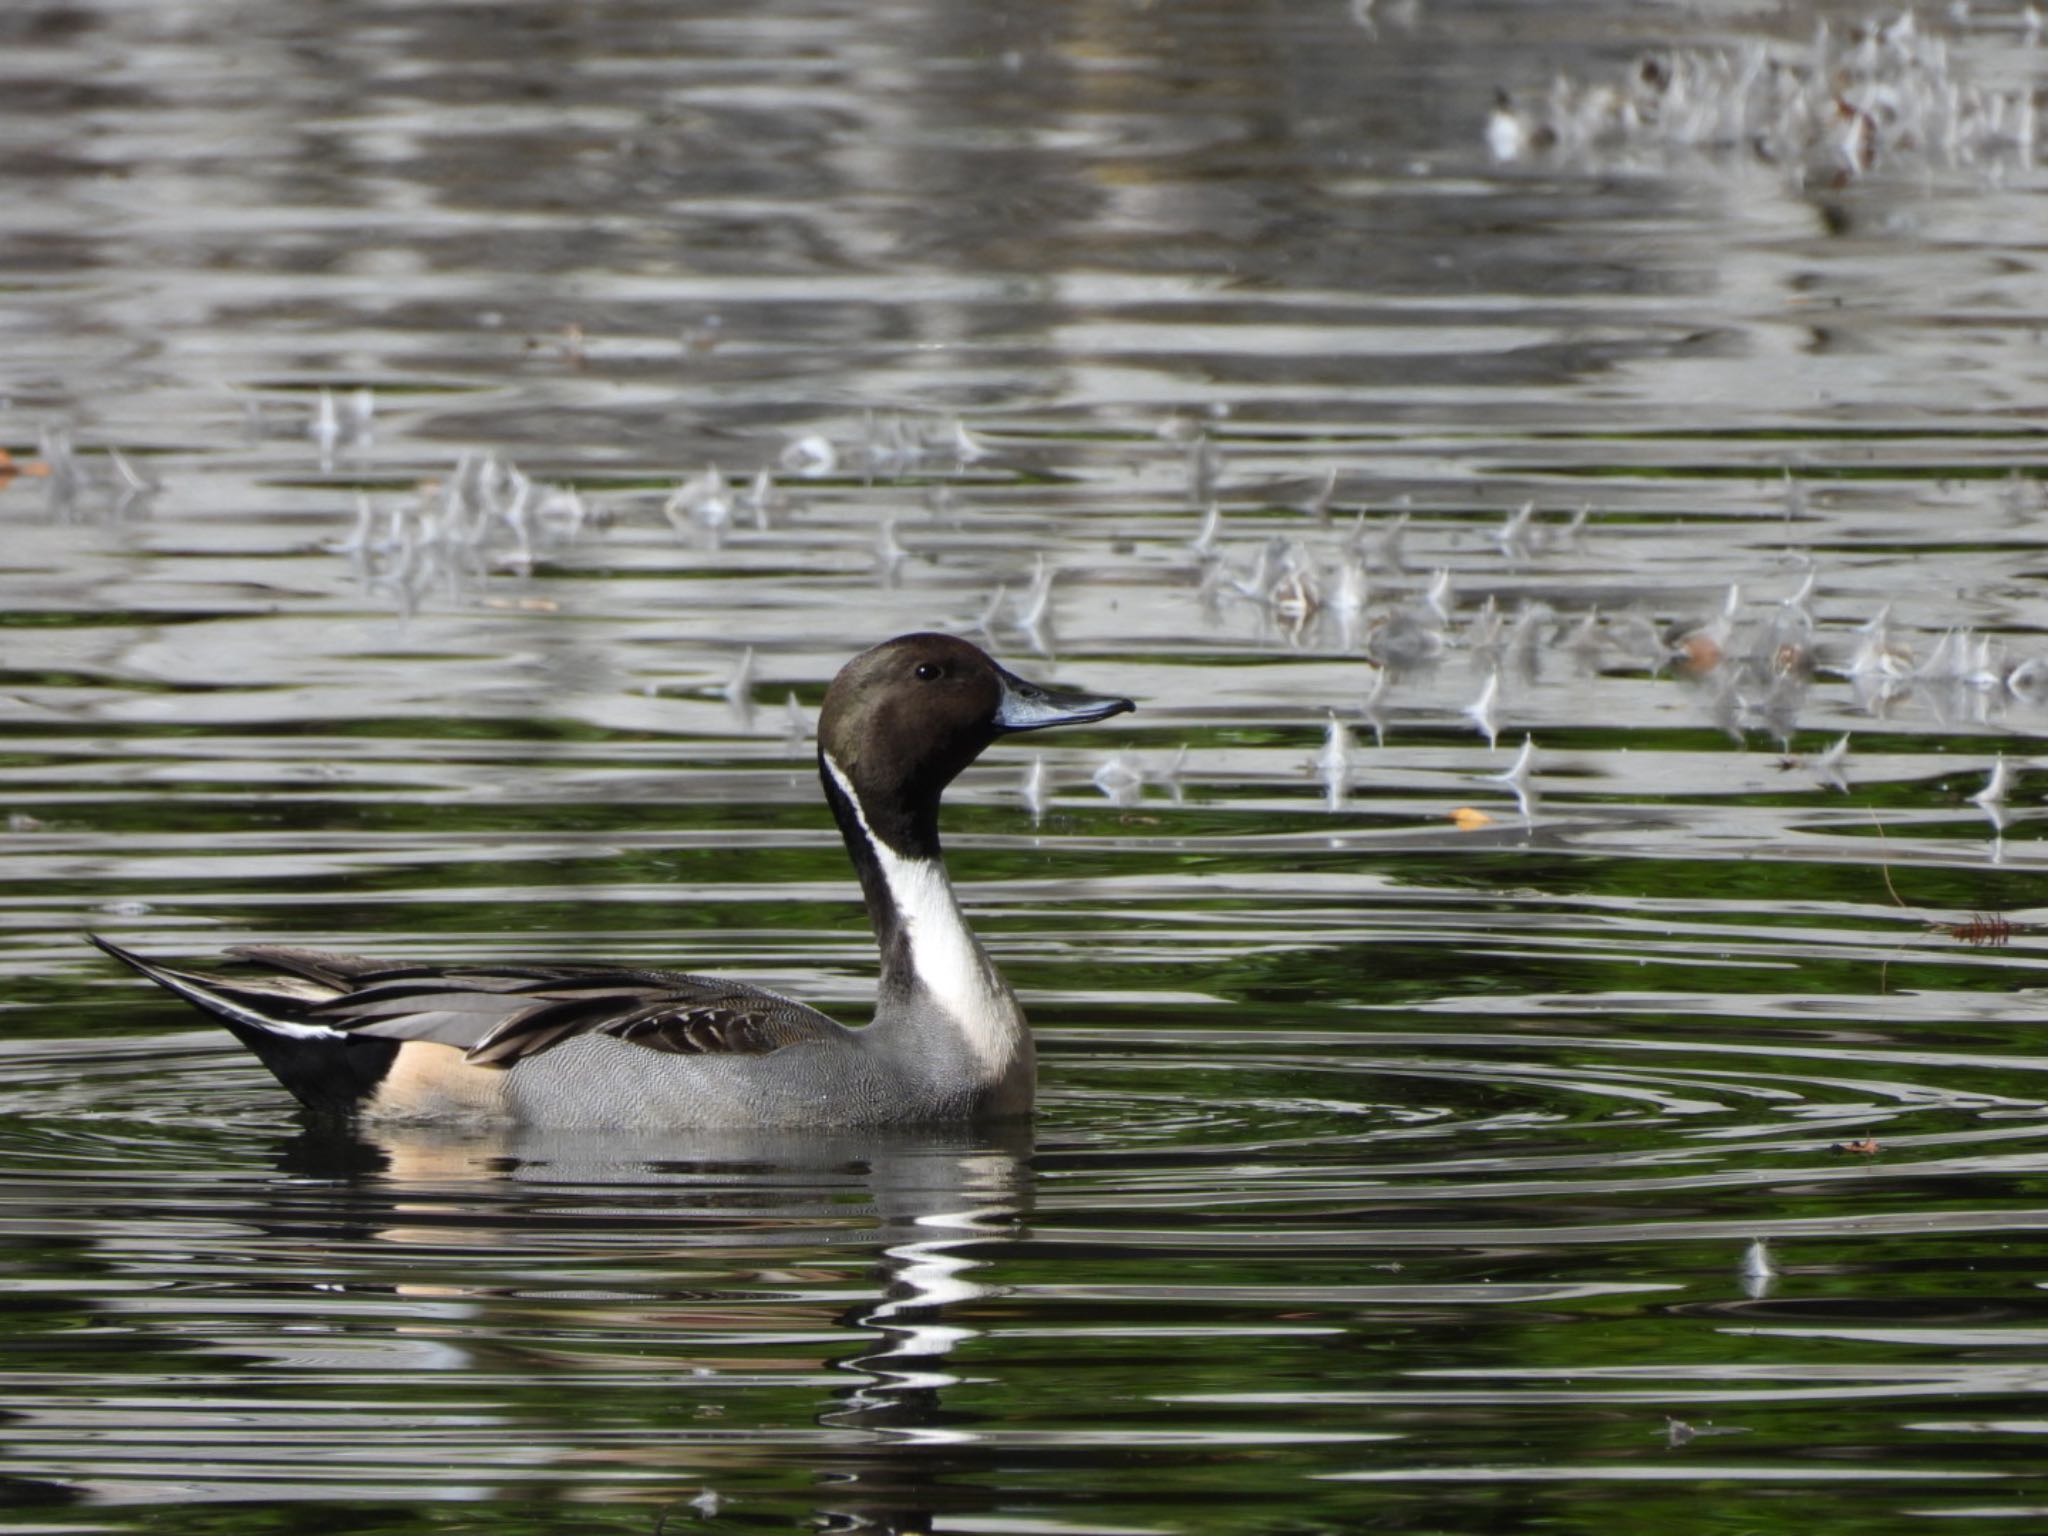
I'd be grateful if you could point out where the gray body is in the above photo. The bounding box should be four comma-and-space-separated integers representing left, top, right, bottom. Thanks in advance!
91, 634, 1125, 1131
495, 1005, 1035, 1131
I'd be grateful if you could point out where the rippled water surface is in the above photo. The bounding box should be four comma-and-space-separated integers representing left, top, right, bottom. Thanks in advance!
9, 0, 2048, 1531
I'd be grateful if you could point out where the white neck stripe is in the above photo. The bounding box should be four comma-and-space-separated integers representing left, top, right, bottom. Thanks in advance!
823, 751, 1022, 1078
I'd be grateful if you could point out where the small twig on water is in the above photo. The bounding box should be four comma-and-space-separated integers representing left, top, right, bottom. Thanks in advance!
1868, 807, 1907, 909
1870, 808, 2023, 946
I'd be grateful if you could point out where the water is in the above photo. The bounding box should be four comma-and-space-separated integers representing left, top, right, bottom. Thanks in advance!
7, 0, 2048, 1530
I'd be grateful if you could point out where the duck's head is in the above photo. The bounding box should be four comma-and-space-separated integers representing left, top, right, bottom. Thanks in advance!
819, 633, 1134, 856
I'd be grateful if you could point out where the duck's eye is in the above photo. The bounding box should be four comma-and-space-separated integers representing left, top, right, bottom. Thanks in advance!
915, 662, 942, 681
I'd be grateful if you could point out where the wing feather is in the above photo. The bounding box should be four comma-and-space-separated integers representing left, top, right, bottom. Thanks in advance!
189, 951, 845, 1067
464, 979, 833, 1066
224, 960, 847, 1067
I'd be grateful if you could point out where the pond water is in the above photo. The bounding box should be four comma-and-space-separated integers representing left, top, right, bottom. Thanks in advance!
7, 0, 2048, 1531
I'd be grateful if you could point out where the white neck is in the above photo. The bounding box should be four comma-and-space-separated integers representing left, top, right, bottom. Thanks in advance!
822, 753, 1025, 1080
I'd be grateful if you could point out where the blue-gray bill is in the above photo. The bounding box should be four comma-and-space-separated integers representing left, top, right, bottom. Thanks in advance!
992, 668, 1135, 733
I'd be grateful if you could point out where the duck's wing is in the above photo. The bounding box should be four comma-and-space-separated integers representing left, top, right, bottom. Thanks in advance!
227, 946, 846, 1068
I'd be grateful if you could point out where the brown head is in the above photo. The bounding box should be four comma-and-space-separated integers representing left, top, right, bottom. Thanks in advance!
818, 633, 1133, 859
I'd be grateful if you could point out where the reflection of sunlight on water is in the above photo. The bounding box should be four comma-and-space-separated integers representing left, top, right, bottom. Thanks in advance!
835, 1196, 1014, 1425
6, 999, 2048, 1512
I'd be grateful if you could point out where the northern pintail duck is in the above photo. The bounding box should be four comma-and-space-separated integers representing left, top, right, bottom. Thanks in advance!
91, 634, 1134, 1129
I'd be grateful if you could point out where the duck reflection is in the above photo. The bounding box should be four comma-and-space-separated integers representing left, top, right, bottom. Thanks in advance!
276, 1119, 1034, 1533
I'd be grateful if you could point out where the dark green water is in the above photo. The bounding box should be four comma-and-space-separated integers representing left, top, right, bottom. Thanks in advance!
7, 0, 2048, 1531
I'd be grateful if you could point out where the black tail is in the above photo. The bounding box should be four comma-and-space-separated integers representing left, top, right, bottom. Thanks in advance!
89, 935, 397, 1114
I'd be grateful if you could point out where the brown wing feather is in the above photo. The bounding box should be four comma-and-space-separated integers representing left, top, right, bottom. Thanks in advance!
465, 980, 836, 1066
227, 956, 847, 1068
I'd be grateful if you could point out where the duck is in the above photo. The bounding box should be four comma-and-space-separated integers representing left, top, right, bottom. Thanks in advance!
90, 633, 1135, 1130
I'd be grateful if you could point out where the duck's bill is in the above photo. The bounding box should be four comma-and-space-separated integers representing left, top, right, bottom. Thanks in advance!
993, 670, 1136, 733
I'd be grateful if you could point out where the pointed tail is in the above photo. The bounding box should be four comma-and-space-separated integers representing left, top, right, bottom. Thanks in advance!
89, 935, 396, 1113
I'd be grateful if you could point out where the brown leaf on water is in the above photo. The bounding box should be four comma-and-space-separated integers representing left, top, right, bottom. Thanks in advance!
482, 596, 561, 613
0, 450, 53, 481
1831, 1139, 1880, 1156
1675, 634, 1723, 675
0, 450, 52, 482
